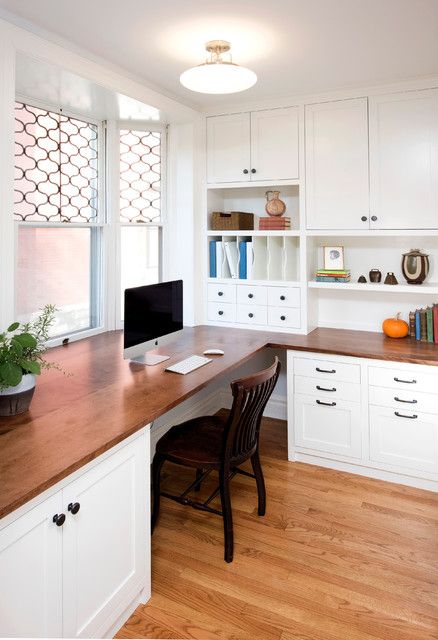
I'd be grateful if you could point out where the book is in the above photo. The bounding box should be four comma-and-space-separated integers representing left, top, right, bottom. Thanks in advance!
238, 241, 247, 279
215, 241, 224, 278
316, 269, 350, 274
415, 309, 421, 341
315, 276, 351, 283
420, 308, 427, 342
316, 272, 350, 278
209, 240, 217, 277
224, 241, 239, 279
434, 305, 438, 345
426, 307, 434, 343
408, 311, 416, 338
246, 242, 253, 280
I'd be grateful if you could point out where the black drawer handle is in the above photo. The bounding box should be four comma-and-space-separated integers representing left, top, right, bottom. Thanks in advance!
218, 291, 223, 296
280, 295, 286, 301
394, 397, 417, 404
394, 377, 416, 384
395, 411, 418, 419
218, 310, 224, 316
280, 315, 286, 321
248, 313, 254, 318
316, 385, 336, 392
68, 502, 80, 515
243, 169, 249, 174
248, 293, 254, 299
53, 513, 66, 527
316, 400, 336, 407
316, 367, 336, 374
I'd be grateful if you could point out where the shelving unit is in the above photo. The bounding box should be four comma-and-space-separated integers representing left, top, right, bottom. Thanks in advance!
308, 281, 438, 294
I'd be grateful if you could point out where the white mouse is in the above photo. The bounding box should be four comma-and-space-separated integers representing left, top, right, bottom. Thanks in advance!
203, 349, 224, 356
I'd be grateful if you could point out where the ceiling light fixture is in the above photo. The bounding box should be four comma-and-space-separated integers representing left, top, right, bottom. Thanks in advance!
180, 40, 257, 95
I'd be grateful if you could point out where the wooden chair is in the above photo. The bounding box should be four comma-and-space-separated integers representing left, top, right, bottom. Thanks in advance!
151, 357, 281, 562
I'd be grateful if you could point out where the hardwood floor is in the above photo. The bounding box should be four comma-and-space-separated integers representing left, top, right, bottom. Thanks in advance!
116, 411, 438, 640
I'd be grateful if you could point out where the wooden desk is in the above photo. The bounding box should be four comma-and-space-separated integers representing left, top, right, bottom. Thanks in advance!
1, 325, 438, 519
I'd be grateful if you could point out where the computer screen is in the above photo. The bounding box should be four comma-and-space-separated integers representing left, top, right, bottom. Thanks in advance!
124, 280, 183, 350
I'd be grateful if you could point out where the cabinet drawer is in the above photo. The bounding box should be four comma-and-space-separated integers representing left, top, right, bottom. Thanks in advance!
369, 405, 438, 474
236, 284, 267, 305
267, 286, 300, 308
268, 306, 300, 329
236, 304, 267, 326
368, 366, 438, 394
295, 375, 361, 403
207, 301, 236, 323
294, 357, 360, 384
207, 282, 236, 304
294, 393, 362, 458
369, 386, 438, 415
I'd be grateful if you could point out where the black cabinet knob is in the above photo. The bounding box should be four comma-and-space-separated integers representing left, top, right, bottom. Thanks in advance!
248, 313, 254, 318
53, 513, 66, 527
251, 168, 256, 174
371, 215, 377, 221
243, 169, 249, 174
280, 295, 285, 301
280, 316, 286, 321
218, 291, 223, 296
68, 502, 80, 515
248, 293, 254, 299
218, 310, 224, 316
361, 216, 367, 222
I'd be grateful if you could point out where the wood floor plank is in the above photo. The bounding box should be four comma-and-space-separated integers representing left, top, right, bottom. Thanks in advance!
117, 411, 438, 640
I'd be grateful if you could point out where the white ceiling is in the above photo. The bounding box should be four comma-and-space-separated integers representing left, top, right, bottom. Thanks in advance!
2, 0, 438, 109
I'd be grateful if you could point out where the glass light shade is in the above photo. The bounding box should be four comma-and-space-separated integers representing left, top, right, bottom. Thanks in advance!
180, 62, 257, 94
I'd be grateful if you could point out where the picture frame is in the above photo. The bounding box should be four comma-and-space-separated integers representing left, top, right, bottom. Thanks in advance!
323, 246, 344, 270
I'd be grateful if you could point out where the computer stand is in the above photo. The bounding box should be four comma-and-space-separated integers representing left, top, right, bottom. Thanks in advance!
130, 353, 170, 366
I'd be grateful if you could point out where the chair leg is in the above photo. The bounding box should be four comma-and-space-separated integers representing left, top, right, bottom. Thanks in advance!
251, 450, 266, 516
219, 468, 234, 563
195, 468, 203, 492
151, 455, 165, 534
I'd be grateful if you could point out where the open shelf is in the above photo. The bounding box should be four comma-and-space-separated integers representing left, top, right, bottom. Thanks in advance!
206, 230, 300, 237
308, 281, 438, 294
208, 277, 301, 287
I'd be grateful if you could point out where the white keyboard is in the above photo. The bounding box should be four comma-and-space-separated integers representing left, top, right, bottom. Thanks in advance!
165, 355, 212, 375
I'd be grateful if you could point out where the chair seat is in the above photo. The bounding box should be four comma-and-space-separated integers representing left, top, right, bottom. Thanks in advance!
156, 414, 227, 468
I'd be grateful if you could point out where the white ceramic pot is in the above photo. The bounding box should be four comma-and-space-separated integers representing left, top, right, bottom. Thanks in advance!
0, 374, 36, 417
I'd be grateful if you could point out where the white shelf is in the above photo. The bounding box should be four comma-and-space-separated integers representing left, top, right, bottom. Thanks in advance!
308, 281, 438, 294
206, 230, 300, 236
306, 229, 438, 237
206, 179, 299, 190
208, 277, 301, 287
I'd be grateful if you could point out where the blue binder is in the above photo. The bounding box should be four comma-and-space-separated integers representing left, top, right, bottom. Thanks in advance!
209, 240, 217, 277
415, 310, 421, 341
239, 241, 247, 279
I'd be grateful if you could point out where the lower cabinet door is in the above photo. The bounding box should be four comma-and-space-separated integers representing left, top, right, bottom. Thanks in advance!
0, 492, 63, 638
369, 405, 438, 474
62, 434, 149, 638
294, 394, 362, 458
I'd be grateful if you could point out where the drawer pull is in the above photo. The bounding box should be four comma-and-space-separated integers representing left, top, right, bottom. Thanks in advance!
248, 313, 254, 318
218, 310, 224, 316
280, 295, 286, 301
316, 367, 336, 374
218, 291, 223, 296
394, 377, 416, 384
394, 411, 418, 419
316, 385, 336, 392
280, 315, 286, 321
316, 399, 336, 407
248, 293, 254, 299
394, 396, 417, 404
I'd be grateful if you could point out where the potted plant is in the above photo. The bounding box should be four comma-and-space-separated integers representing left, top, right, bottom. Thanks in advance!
0, 304, 58, 417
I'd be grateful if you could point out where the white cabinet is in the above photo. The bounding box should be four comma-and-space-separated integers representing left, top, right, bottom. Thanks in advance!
0, 430, 149, 639
369, 89, 438, 229
305, 98, 369, 229
369, 406, 438, 473
0, 493, 63, 638
62, 436, 148, 638
207, 107, 299, 184
250, 107, 299, 181
294, 394, 362, 458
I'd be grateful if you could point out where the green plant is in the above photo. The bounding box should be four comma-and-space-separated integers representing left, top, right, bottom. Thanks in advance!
0, 304, 58, 390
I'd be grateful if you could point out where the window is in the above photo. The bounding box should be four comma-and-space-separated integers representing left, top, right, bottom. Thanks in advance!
14, 101, 102, 338
119, 128, 163, 318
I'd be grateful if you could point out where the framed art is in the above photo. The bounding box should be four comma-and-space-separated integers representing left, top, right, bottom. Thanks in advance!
323, 246, 344, 270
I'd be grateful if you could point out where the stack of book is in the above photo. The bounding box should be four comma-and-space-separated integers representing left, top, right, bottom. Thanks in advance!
259, 217, 291, 230
315, 269, 351, 283
409, 305, 438, 343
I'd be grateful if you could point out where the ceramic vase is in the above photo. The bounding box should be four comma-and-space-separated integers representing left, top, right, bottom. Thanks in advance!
265, 191, 286, 217
401, 249, 429, 285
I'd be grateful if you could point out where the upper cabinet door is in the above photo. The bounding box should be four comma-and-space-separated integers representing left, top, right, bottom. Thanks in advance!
250, 107, 299, 181
369, 89, 438, 229
206, 113, 251, 183
305, 98, 370, 230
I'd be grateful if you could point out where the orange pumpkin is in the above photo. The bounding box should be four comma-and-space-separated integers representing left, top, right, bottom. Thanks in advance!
382, 312, 409, 338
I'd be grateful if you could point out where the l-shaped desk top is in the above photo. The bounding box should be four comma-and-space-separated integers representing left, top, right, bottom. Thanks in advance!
1, 325, 438, 519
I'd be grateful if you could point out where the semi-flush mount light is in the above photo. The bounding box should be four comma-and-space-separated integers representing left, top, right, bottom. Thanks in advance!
180, 40, 257, 94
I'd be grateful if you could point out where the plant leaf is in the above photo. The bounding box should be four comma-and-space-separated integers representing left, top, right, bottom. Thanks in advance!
10, 337, 23, 357
14, 333, 37, 349
21, 360, 41, 375
7, 322, 20, 332
0, 362, 23, 388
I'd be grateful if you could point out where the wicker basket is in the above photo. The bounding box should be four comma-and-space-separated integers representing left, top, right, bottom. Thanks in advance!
210, 211, 254, 231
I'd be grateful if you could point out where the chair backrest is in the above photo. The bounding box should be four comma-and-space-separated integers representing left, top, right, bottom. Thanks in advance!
223, 357, 281, 465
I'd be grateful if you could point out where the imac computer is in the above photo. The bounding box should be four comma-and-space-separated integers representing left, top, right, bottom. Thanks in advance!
123, 280, 183, 365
